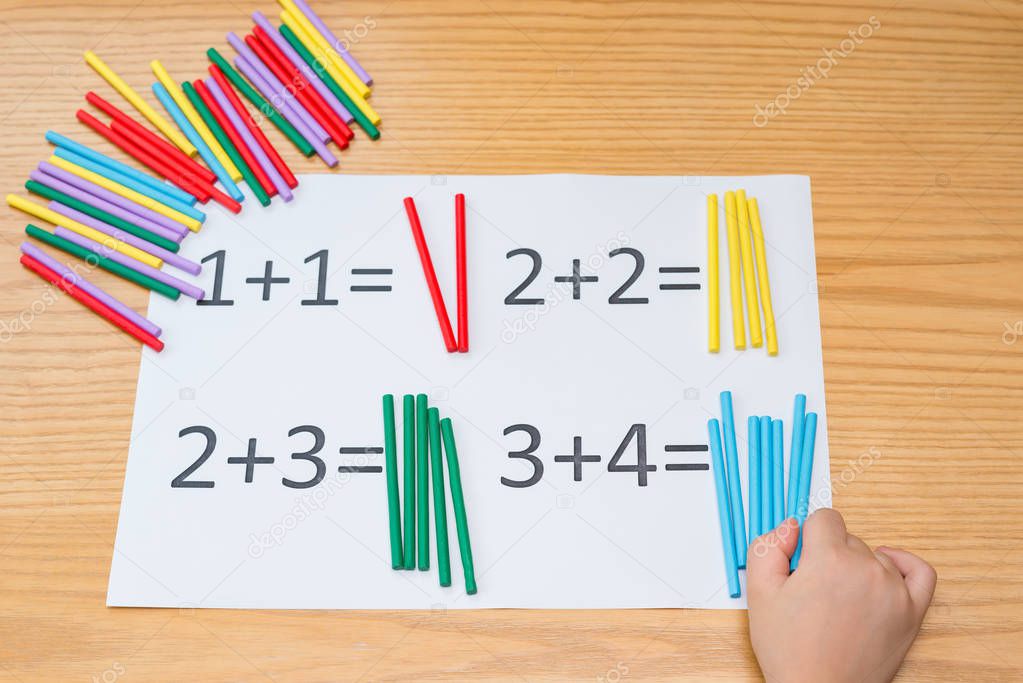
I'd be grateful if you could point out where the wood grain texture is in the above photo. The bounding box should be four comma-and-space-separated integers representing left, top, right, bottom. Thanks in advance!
1, 0, 1021, 680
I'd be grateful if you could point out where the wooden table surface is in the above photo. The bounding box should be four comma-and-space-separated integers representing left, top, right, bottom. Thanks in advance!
1, 0, 1021, 680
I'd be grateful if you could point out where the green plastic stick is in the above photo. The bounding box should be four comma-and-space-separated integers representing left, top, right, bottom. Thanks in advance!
382, 394, 403, 569
279, 24, 381, 140
416, 394, 430, 570
24, 224, 180, 299
181, 81, 270, 208
428, 408, 451, 587
440, 417, 477, 595
206, 47, 315, 157
402, 394, 416, 569
25, 180, 179, 253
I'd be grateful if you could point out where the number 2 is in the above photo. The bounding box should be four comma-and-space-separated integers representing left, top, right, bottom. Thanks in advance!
173, 426, 216, 488
505, 249, 545, 305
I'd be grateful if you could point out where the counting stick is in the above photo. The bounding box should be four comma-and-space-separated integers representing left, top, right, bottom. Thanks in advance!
748, 197, 779, 356
785, 394, 806, 518
46, 132, 197, 207
402, 394, 416, 569
151, 60, 241, 182
772, 419, 784, 529
7, 194, 161, 269
708, 418, 740, 598
19, 252, 163, 351
83, 50, 196, 156
455, 193, 468, 353
707, 193, 720, 353
789, 412, 818, 571
428, 407, 451, 586
719, 391, 747, 567
54, 228, 203, 300
289, 0, 373, 85
440, 417, 477, 595
759, 415, 772, 535
278, 0, 370, 98
382, 394, 403, 569
25, 224, 179, 302
416, 394, 430, 570
403, 197, 457, 352
735, 189, 762, 348
723, 192, 745, 349
748, 415, 761, 540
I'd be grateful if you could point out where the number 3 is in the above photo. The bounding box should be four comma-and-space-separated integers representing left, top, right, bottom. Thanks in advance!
502, 424, 544, 488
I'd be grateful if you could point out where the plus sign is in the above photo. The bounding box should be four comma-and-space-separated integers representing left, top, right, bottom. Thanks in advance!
554, 436, 601, 481
227, 438, 275, 483
554, 259, 598, 300
246, 261, 291, 301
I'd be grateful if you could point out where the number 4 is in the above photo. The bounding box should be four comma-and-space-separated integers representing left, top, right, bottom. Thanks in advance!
607, 424, 656, 486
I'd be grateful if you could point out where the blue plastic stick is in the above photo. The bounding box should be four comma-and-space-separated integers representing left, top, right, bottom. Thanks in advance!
748, 415, 761, 541
719, 391, 748, 568
708, 419, 741, 599
46, 131, 197, 206
772, 419, 785, 528
790, 412, 819, 571
760, 416, 772, 534
52, 149, 205, 221
786, 394, 807, 518
151, 83, 244, 203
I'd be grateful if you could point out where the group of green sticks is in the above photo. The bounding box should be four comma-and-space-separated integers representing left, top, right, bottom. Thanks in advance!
382, 394, 477, 595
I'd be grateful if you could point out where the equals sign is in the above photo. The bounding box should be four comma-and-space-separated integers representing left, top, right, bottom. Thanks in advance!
338, 446, 384, 473
350, 268, 393, 292
659, 266, 701, 291
664, 443, 710, 471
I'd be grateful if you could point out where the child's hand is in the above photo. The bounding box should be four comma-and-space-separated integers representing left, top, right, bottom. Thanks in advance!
747, 509, 936, 683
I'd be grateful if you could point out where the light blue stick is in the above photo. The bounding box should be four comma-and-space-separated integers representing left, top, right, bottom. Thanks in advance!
46, 131, 196, 206
760, 415, 772, 535
785, 394, 807, 518
790, 412, 819, 571
748, 415, 760, 541
708, 419, 740, 599
719, 391, 748, 568
772, 419, 785, 528
52, 148, 205, 221
151, 82, 245, 203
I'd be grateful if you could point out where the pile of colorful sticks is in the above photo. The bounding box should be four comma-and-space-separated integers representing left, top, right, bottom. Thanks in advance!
383, 394, 477, 595
707, 392, 819, 598
706, 190, 778, 355
7, 0, 380, 352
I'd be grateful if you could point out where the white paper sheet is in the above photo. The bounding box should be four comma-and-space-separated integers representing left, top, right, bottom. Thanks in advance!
107, 174, 829, 609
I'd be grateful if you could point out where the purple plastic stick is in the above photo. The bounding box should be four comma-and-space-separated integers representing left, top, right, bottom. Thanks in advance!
54, 227, 204, 300
252, 12, 354, 124
20, 241, 162, 337
206, 78, 293, 202
37, 161, 190, 237
234, 55, 338, 167
48, 202, 201, 276
30, 171, 183, 244
290, 0, 372, 85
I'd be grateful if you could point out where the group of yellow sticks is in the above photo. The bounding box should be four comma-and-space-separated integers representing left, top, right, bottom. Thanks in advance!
707, 190, 778, 355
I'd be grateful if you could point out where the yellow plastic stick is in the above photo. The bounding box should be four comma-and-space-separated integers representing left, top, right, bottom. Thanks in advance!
48, 155, 202, 232
7, 194, 163, 268
280, 11, 382, 126
84, 51, 196, 157
735, 189, 762, 347
747, 198, 778, 356
707, 193, 720, 353
151, 60, 241, 182
723, 192, 746, 349
278, 0, 371, 99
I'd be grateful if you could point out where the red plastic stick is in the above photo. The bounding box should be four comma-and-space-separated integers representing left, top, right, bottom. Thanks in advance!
86, 91, 217, 184
403, 197, 457, 353
194, 79, 276, 197
20, 253, 164, 351
455, 193, 468, 353
208, 64, 298, 190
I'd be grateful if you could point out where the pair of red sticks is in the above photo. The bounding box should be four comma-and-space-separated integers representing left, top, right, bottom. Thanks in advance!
404, 195, 468, 353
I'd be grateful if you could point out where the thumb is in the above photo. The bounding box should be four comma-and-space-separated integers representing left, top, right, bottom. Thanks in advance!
876, 546, 937, 621
747, 518, 800, 598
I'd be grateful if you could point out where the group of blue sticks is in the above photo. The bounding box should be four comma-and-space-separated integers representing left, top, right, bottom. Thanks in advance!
707, 392, 819, 598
